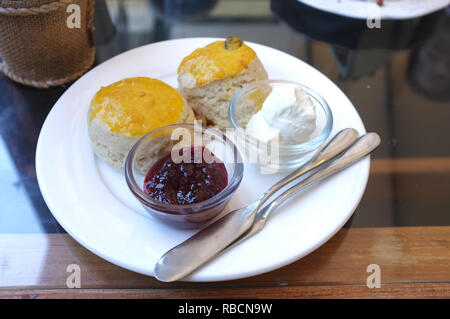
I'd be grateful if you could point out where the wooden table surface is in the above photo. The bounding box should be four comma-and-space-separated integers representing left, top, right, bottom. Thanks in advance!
0, 225, 449, 298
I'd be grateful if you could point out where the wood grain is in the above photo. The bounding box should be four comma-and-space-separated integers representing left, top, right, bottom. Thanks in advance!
371, 157, 450, 174
1, 227, 449, 296
1, 283, 449, 299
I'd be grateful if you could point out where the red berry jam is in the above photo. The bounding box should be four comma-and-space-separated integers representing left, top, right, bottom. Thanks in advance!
144, 146, 228, 205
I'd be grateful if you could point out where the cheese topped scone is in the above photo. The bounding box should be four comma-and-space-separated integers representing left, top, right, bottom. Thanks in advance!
88, 77, 195, 171
177, 37, 268, 128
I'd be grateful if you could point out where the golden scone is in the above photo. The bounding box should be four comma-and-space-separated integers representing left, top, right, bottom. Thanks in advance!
88, 77, 195, 171
177, 38, 268, 128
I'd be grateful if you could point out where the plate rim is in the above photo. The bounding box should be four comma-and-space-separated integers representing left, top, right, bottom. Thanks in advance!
298, 0, 449, 20
36, 37, 370, 282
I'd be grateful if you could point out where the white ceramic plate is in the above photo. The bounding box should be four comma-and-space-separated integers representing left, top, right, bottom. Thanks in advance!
298, 0, 449, 20
36, 38, 369, 282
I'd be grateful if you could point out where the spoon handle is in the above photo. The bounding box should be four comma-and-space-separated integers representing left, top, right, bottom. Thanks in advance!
261, 132, 381, 219
255, 128, 359, 212
222, 132, 380, 253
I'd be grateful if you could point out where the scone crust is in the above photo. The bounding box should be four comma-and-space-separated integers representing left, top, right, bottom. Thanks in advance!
178, 57, 268, 128
88, 93, 195, 171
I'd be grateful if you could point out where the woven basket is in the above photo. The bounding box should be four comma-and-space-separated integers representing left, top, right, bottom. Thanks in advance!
0, 0, 95, 88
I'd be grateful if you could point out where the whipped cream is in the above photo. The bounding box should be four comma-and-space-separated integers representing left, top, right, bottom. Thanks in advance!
246, 86, 317, 144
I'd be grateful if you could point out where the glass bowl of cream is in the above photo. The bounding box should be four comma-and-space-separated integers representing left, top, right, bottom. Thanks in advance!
228, 80, 333, 172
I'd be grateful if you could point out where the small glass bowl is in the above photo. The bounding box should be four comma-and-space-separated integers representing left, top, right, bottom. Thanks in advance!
229, 80, 333, 172
125, 123, 244, 229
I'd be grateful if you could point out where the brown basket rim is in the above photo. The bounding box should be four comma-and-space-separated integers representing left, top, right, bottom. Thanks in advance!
0, 48, 95, 88
0, 0, 73, 16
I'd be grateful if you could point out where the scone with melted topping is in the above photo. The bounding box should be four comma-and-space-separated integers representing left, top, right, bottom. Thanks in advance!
88, 77, 195, 171
177, 39, 268, 128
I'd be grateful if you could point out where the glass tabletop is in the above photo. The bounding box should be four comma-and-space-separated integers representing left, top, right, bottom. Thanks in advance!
1, 0, 448, 235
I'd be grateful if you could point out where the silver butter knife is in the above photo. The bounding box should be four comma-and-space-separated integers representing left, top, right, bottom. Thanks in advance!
154, 129, 371, 282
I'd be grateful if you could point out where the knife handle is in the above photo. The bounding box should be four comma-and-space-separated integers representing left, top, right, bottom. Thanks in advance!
261, 132, 380, 219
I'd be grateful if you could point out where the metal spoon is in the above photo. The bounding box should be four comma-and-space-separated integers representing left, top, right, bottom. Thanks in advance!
224, 132, 381, 252
251, 128, 359, 222
154, 129, 359, 282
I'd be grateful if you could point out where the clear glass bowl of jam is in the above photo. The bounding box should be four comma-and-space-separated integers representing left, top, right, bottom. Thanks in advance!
125, 123, 244, 229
